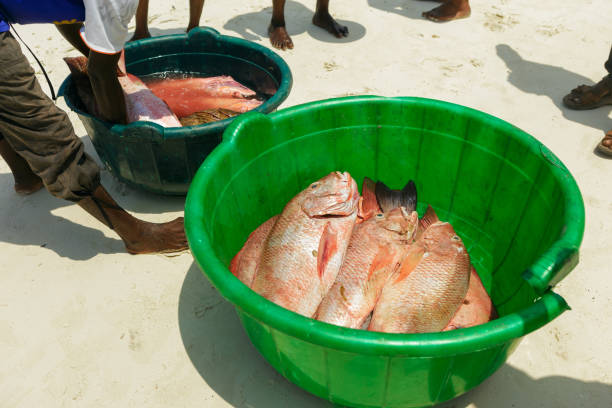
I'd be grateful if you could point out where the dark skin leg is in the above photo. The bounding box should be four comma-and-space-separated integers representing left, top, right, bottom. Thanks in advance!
55, 22, 128, 123
0, 138, 43, 195
51, 23, 187, 254
87, 51, 128, 124
187, 0, 205, 32
55, 23, 91, 56
422, 0, 471, 22
78, 186, 188, 254
312, 0, 348, 38
269, 0, 293, 50
131, 0, 152, 41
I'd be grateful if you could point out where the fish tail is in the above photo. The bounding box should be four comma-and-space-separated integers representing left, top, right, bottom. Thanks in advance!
375, 180, 418, 213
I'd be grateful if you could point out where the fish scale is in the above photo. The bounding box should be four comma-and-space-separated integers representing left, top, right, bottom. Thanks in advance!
251, 172, 359, 318
316, 208, 418, 329
369, 222, 471, 334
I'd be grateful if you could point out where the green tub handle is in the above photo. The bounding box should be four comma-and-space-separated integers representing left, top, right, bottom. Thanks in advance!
522, 244, 580, 295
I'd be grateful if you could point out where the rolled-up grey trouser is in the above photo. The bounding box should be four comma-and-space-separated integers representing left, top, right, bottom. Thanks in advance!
0, 31, 100, 201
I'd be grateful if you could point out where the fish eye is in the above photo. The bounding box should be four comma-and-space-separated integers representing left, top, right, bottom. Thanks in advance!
311, 184, 318, 189
452, 235, 461, 241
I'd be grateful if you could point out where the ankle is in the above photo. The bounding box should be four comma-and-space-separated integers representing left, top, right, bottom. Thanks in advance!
270, 18, 286, 28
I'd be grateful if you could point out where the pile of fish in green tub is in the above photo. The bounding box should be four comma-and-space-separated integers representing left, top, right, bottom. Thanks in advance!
185, 96, 585, 408
59, 27, 292, 195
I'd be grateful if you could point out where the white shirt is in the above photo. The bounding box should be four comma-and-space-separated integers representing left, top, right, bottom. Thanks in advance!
80, 0, 138, 54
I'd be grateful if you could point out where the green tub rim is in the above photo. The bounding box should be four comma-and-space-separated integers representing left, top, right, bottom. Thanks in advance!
58, 27, 293, 140
185, 95, 585, 357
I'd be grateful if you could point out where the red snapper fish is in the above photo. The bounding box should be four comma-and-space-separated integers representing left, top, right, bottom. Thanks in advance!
251, 172, 360, 317
230, 215, 278, 287
443, 266, 498, 331
315, 207, 419, 328
144, 76, 263, 118
416, 205, 497, 330
369, 221, 471, 333
118, 74, 182, 127
63, 56, 181, 127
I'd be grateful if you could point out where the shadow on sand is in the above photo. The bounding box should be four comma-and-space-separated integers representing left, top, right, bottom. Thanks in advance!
496, 44, 612, 133
223, 1, 366, 47
178, 262, 330, 408
367, 0, 436, 21
178, 261, 612, 408
0, 136, 185, 260
438, 363, 612, 407
0, 172, 124, 260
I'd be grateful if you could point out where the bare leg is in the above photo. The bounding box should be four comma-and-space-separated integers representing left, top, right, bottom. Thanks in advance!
312, 0, 348, 38
187, 0, 205, 32
130, 0, 152, 41
78, 185, 188, 254
268, 0, 293, 50
0, 138, 43, 195
422, 0, 471, 22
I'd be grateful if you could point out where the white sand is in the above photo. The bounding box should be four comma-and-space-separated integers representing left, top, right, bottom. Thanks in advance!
1, 0, 611, 407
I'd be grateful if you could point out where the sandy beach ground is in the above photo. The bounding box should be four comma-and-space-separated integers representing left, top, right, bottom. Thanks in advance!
1, 0, 611, 407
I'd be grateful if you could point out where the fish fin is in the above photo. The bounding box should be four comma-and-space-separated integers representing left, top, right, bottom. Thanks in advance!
375, 180, 418, 213
359, 177, 380, 221
363, 246, 396, 304
356, 197, 365, 223
419, 205, 440, 231
394, 245, 425, 283
317, 222, 339, 279
367, 246, 394, 281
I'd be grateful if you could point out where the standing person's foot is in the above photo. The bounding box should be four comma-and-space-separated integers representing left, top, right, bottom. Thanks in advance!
422, 0, 471, 22
129, 30, 152, 42
563, 76, 612, 110
122, 217, 189, 254
14, 172, 43, 195
312, 11, 348, 38
78, 186, 189, 255
0, 138, 44, 195
596, 129, 612, 157
268, 23, 294, 50
186, 24, 198, 33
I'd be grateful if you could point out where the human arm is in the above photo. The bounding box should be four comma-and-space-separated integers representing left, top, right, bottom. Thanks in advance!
55, 22, 90, 57
87, 51, 128, 124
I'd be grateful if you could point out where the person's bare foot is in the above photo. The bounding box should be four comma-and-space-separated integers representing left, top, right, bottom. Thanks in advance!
129, 30, 152, 42
123, 217, 189, 255
78, 186, 189, 255
0, 138, 44, 195
268, 23, 294, 50
14, 173, 43, 195
423, 0, 471, 22
312, 11, 348, 38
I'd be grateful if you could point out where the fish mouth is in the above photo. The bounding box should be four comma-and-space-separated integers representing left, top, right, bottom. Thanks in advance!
306, 173, 360, 217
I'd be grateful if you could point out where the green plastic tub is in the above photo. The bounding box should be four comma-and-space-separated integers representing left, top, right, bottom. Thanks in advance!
184, 96, 584, 408
59, 27, 292, 195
